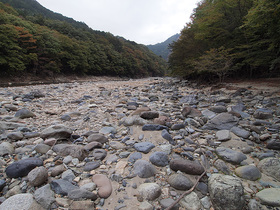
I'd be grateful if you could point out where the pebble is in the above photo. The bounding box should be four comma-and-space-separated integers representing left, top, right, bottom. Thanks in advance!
168, 174, 193, 190
5, 157, 43, 178
0, 77, 279, 209
256, 188, 280, 207
169, 159, 204, 175
34, 184, 55, 209
133, 159, 157, 178
216, 147, 247, 165
0, 193, 44, 210
28, 166, 48, 186
149, 151, 169, 167
209, 174, 245, 210
134, 142, 155, 154
138, 183, 161, 201
235, 165, 261, 181
92, 174, 112, 198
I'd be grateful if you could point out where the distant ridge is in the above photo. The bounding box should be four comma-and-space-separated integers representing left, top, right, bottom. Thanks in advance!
147, 34, 180, 61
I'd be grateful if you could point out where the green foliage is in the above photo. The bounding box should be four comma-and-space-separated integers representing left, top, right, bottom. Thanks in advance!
169, 0, 280, 80
0, 1, 167, 78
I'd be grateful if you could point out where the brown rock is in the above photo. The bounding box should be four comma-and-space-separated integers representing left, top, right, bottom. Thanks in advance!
92, 174, 112, 198
87, 134, 108, 144
170, 159, 204, 175
28, 166, 48, 186
51, 164, 66, 177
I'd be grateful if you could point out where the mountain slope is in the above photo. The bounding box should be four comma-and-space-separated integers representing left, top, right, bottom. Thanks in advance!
0, 0, 167, 78
147, 34, 180, 61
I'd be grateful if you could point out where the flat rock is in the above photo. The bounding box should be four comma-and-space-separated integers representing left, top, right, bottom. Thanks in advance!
254, 108, 273, 119
142, 124, 168, 131
169, 159, 204, 175
266, 139, 280, 150
28, 166, 48, 186
256, 188, 280, 207
216, 130, 231, 141
128, 152, 142, 163
92, 149, 107, 160
5, 157, 43, 178
168, 174, 193, 190
0, 142, 14, 156
231, 126, 250, 139
7, 131, 23, 140
34, 144, 51, 154
68, 189, 98, 200
161, 129, 175, 145
182, 106, 201, 118
160, 198, 179, 210
83, 161, 100, 171
235, 165, 261, 181
99, 126, 116, 134
133, 159, 157, 178
87, 134, 108, 144
209, 105, 227, 113
134, 142, 155, 154
92, 174, 112, 198
34, 184, 55, 209
52, 144, 88, 161
0, 193, 44, 210
140, 111, 159, 119
180, 192, 202, 210
138, 183, 161, 201
149, 151, 169, 167
202, 113, 239, 130
208, 174, 245, 210
83, 141, 103, 151
50, 179, 78, 196
216, 147, 247, 165
214, 159, 231, 175
50, 164, 66, 177
14, 108, 36, 119
257, 157, 280, 181
40, 124, 72, 140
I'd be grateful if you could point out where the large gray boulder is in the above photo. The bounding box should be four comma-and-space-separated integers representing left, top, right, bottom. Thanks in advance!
208, 174, 245, 210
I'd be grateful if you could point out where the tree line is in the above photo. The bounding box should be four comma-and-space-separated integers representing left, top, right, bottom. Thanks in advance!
0, 1, 167, 78
169, 0, 280, 81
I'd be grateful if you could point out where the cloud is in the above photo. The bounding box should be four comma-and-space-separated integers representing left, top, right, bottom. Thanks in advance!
37, 0, 199, 44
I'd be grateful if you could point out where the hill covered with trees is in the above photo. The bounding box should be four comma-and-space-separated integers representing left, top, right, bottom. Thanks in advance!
147, 34, 180, 61
169, 0, 280, 82
0, 0, 167, 78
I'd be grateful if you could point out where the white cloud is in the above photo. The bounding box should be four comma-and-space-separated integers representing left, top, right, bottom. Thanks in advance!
36, 0, 199, 44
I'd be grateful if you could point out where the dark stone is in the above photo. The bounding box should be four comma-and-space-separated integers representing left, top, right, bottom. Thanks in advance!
254, 108, 273, 119
216, 147, 247, 165
171, 124, 185, 130
134, 142, 155, 154
68, 189, 97, 200
61, 114, 71, 121
266, 139, 280, 150
83, 142, 103, 151
87, 134, 108, 144
142, 124, 168, 131
202, 113, 239, 130
5, 157, 43, 178
84, 161, 100, 171
209, 106, 227, 113
52, 144, 88, 161
149, 152, 169, 167
168, 174, 193, 190
140, 111, 159, 120
133, 160, 156, 178
231, 126, 250, 139
169, 159, 204, 175
50, 179, 78, 196
0, 179, 6, 191
161, 129, 175, 145
14, 109, 36, 119
40, 124, 72, 140
128, 152, 142, 163
92, 149, 107, 160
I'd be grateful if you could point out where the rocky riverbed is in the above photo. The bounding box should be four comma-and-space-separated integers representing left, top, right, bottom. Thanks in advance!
0, 77, 279, 210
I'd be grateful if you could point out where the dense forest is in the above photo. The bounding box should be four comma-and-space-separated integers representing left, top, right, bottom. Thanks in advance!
169, 0, 280, 81
0, 0, 167, 78
147, 34, 180, 61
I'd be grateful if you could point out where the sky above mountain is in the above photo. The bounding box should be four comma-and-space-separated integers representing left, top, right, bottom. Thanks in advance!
36, 0, 199, 45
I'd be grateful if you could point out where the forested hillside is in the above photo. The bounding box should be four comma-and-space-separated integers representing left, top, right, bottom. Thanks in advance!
147, 34, 180, 61
0, 0, 167, 78
169, 0, 280, 81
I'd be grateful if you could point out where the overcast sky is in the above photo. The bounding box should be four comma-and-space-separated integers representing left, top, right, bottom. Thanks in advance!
36, 0, 199, 45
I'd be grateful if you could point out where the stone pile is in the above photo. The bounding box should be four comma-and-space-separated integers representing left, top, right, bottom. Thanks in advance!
0, 77, 279, 209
